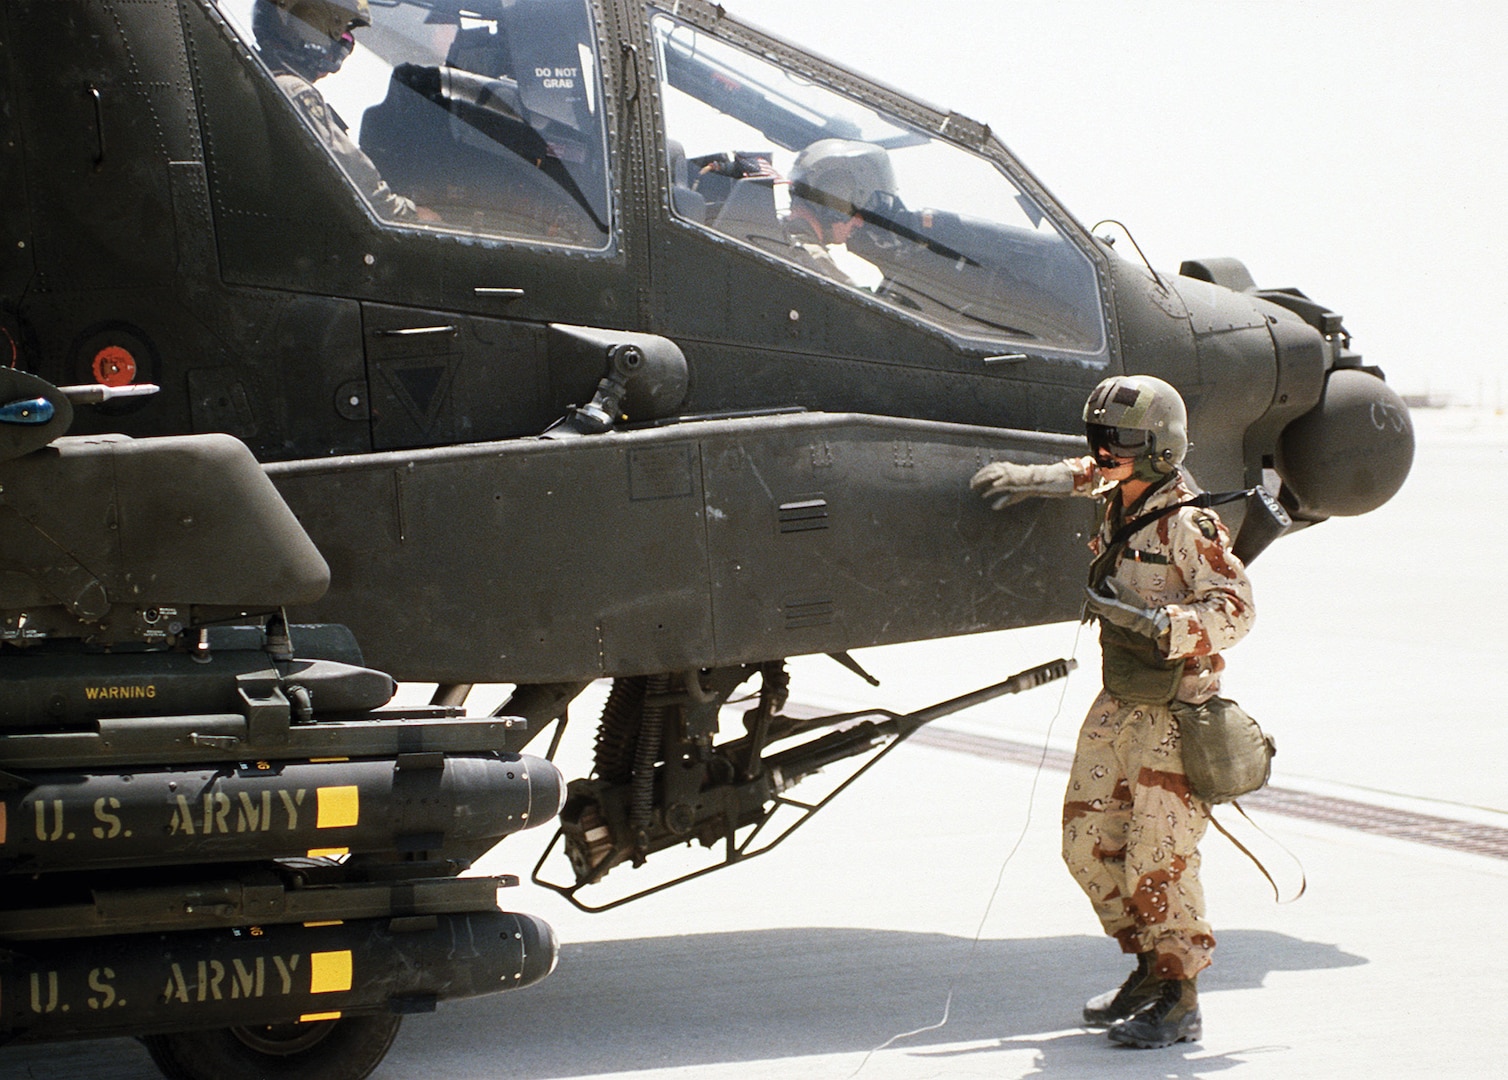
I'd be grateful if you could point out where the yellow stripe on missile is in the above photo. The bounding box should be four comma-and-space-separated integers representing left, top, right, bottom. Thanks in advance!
306, 847, 349, 859
309, 950, 353, 994
300, 1011, 343, 1023
316, 785, 359, 829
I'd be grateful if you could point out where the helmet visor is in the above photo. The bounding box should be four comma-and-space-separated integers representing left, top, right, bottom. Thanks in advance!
1086, 422, 1150, 460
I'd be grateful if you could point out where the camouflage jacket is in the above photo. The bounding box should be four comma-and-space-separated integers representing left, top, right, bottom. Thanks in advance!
1070, 458, 1255, 700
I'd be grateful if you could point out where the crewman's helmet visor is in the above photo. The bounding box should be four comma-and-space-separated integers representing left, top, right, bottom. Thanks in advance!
1086, 422, 1151, 462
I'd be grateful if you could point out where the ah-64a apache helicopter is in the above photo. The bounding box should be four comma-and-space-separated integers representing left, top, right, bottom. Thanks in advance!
1, 0, 1413, 1075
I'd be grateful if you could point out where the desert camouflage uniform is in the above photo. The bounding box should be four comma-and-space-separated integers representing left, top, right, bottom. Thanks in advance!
1060, 458, 1254, 980
276, 72, 418, 220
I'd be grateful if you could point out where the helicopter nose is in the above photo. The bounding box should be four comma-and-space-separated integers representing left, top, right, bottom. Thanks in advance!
1274, 367, 1414, 519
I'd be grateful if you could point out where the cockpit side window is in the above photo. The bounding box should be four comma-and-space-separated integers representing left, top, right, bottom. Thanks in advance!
651, 14, 1104, 353
211, 0, 612, 250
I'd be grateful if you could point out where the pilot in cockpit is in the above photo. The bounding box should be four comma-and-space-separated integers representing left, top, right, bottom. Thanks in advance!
252, 0, 439, 223
782, 138, 899, 292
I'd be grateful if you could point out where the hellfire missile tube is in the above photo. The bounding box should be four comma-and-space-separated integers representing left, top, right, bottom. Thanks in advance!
0, 909, 556, 1043
0, 753, 565, 871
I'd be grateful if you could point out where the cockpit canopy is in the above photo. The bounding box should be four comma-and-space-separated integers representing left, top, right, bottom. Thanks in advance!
652, 12, 1104, 353
210, 0, 1104, 355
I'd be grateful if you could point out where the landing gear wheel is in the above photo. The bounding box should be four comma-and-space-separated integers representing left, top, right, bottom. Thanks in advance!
140, 1013, 401, 1080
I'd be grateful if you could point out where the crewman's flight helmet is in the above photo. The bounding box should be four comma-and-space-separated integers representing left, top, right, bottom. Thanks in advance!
1083, 374, 1189, 481
789, 139, 900, 224
253, 0, 371, 81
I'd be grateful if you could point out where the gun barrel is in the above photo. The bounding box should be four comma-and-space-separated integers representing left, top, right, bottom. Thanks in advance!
768, 658, 1078, 788
901, 657, 1078, 733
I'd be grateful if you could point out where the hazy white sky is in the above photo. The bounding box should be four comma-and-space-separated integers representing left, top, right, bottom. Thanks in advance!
731, 0, 1508, 403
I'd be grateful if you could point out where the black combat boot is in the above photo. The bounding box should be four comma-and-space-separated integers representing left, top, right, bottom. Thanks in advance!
1107, 976, 1201, 1048
1082, 952, 1157, 1026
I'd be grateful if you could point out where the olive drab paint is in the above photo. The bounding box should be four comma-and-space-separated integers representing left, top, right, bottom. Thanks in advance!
2, 756, 558, 872
0, 0, 1409, 687
0, 912, 556, 1042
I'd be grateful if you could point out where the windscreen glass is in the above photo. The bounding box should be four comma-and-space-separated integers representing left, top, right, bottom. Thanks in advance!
212, 0, 612, 249
653, 13, 1104, 352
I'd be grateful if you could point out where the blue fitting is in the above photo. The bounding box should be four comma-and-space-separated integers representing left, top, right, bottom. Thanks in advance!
0, 396, 54, 425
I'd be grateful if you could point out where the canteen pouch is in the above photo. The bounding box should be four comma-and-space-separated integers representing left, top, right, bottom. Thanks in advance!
1172, 695, 1275, 803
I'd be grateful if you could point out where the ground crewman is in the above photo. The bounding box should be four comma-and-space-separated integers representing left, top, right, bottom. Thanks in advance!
970, 373, 1254, 1048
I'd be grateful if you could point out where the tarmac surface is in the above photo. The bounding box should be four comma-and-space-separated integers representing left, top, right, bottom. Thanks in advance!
5, 406, 1505, 1079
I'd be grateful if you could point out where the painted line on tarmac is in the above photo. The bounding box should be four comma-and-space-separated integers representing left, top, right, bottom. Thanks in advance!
905, 727, 1508, 861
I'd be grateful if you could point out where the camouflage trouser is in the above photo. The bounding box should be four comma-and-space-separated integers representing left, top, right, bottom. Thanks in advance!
1061, 689, 1215, 980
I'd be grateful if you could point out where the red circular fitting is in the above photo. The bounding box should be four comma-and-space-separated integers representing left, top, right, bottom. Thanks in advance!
92, 345, 137, 386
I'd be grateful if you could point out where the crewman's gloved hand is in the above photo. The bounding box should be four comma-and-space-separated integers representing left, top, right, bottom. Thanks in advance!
970, 460, 1076, 509
1084, 578, 1171, 644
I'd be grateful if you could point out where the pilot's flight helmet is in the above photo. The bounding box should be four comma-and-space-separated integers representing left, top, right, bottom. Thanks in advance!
1082, 374, 1189, 480
253, 0, 371, 81
789, 139, 899, 221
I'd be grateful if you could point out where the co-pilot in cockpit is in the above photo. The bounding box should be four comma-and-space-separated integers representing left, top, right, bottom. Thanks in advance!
250, 0, 439, 223
215, 0, 612, 249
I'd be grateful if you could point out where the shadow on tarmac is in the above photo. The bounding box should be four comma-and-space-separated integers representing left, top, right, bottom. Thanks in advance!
0, 926, 1364, 1079
378, 926, 1363, 1077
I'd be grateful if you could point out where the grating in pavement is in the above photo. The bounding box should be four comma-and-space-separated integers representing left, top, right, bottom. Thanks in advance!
907, 727, 1508, 861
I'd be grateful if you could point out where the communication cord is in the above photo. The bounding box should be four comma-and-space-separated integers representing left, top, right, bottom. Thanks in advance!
848, 620, 1086, 1077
